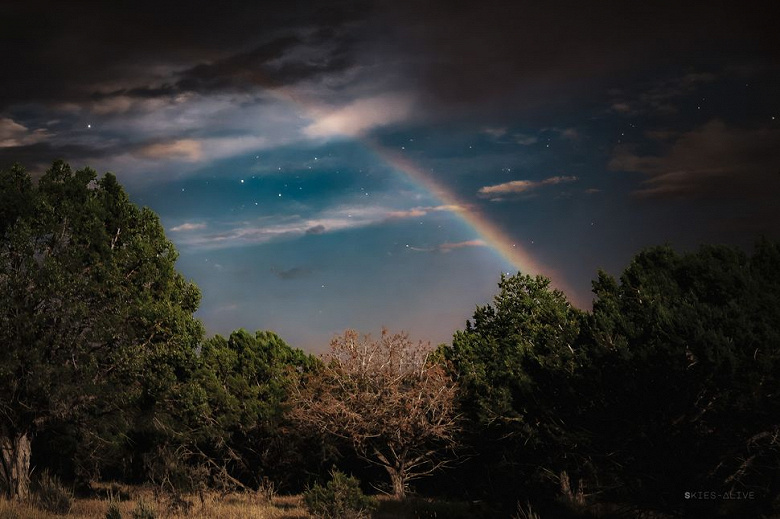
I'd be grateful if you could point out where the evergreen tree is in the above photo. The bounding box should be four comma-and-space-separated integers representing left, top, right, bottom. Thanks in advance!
0, 162, 203, 499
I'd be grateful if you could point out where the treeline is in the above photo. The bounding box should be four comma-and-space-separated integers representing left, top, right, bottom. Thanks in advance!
1, 162, 779, 517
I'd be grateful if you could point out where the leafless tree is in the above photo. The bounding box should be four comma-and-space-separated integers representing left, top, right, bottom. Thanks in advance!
292, 329, 460, 499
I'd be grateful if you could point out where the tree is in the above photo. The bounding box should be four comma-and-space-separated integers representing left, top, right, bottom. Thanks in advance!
586, 242, 780, 514
188, 329, 317, 490
0, 161, 203, 499
292, 329, 459, 499
444, 273, 589, 503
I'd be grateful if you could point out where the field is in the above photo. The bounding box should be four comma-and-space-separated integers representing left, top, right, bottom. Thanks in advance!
0, 486, 494, 519
0, 489, 309, 519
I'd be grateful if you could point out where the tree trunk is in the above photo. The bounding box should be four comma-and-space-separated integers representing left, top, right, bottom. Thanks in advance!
0, 432, 32, 501
386, 466, 406, 499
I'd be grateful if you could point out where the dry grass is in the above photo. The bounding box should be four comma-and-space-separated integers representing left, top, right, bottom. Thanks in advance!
0, 487, 312, 519
1, 486, 493, 519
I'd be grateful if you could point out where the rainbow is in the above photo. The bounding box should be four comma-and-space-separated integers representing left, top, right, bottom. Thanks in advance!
366, 141, 574, 297
273, 89, 575, 300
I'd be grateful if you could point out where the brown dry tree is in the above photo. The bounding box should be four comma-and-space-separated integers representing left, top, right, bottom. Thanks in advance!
292, 329, 460, 499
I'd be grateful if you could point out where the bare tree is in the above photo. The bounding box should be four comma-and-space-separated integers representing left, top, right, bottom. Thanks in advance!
292, 329, 459, 499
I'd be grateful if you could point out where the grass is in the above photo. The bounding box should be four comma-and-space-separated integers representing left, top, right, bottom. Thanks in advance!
0, 486, 311, 519
0, 484, 497, 519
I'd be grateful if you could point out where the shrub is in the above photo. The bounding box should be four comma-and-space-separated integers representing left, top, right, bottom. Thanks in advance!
105, 500, 122, 519
34, 470, 73, 515
303, 470, 377, 519
131, 498, 157, 519
257, 477, 276, 503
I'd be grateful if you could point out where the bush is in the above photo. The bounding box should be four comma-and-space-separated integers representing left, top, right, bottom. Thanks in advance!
105, 484, 123, 519
34, 470, 73, 515
303, 470, 377, 519
131, 498, 157, 519
105, 500, 122, 519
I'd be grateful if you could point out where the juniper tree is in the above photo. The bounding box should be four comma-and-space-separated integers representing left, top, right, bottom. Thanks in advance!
0, 162, 202, 499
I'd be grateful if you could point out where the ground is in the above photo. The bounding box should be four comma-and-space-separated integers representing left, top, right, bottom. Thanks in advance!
0, 485, 491, 519
0, 488, 310, 519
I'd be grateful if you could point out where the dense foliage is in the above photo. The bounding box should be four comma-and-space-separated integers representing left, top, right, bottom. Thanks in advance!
444, 243, 780, 516
0, 162, 203, 499
189, 329, 317, 490
2, 161, 778, 517
445, 274, 588, 503
585, 242, 780, 515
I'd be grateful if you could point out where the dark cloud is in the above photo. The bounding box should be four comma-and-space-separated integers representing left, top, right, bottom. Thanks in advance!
0, 0, 368, 109
271, 266, 313, 280
609, 120, 780, 199
2, 0, 777, 121
608, 73, 717, 117
365, 0, 779, 118
0, 140, 119, 176
94, 34, 354, 100
306, 224, 326, 235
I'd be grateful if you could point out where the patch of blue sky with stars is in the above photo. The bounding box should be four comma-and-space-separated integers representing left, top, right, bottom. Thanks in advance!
1, 1, 778, 351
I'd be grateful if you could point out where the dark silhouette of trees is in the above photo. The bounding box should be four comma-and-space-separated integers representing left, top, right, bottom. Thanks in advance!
445, 243, 780, 516
444, 273, 590, 506
586, 242, 780, 515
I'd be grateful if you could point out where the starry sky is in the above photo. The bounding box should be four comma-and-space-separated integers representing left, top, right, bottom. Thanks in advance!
2, 1, 778, 351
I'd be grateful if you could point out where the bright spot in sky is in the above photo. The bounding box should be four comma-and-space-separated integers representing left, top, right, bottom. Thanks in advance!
240, 179, 244, 183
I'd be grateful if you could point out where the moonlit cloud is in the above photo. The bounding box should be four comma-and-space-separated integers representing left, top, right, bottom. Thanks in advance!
514, 133, 538, 145
560, 128, 579, 140
477, 176, 578, 200
386, 205, 463, 219
170, 222, 207, 232
482, 127, 507, 138
303, 94, 415, 138
138, 139, 203, 161
438, 239, 487, 252
171, 202, 464, 250
0, 118, 49, 148
106, 135, 272, 177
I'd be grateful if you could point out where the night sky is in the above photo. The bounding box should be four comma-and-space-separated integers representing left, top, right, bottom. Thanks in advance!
2, 1, 778, 351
